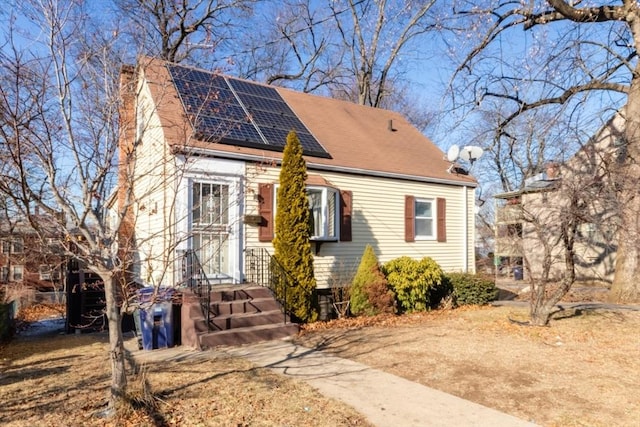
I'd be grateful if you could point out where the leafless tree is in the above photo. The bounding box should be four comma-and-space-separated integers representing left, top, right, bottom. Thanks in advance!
232, 0, 348, 93
230, 0, 441, 130
0, 0, 238, 414
0, 2, 134, 412
114, 0, 257, 65
1, 0, 279, 413
449, 0, 640, 303
506, 137, 619, 325
326, 0, 438, 108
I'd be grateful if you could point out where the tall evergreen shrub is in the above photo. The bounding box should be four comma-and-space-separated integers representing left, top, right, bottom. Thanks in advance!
350, 245, 395, 316
273, 130, 317, 322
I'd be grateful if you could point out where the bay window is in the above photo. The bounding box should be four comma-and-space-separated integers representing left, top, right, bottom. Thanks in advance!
307, 186, 339, 241
258, 182, 351, 243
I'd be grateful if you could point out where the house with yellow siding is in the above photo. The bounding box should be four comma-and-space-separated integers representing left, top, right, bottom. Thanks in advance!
118, 57, 476, 337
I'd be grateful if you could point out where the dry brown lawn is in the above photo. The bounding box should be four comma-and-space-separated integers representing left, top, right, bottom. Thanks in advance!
296, 305, 640, 427
2, 302, 639, 426
0, 305, 369, 427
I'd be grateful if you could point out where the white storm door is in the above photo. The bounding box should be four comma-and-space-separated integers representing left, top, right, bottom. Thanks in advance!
191, 181, 231, 278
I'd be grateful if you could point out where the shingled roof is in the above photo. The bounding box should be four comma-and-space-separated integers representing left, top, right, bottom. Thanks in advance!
138, 57, 476, 187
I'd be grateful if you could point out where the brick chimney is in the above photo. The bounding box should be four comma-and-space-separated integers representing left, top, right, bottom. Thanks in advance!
117, 64, 137, 264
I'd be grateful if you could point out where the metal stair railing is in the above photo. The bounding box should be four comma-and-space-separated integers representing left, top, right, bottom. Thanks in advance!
245, 247, 294, 324
181, 249, 214, 331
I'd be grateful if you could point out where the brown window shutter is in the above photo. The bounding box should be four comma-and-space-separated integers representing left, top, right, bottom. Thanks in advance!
437, 197, 446, 243
258, 183, 273, 242
405, 195, 415, 242
340, 190, 352, 242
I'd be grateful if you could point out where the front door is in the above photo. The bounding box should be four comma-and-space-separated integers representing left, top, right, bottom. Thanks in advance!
191, 181, 231, 280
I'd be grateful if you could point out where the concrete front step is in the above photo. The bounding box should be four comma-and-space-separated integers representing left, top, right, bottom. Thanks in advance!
210, 286, 273, 302
208, 297, 281, 316
195, 309, 287, 332
198, 322, 299, 349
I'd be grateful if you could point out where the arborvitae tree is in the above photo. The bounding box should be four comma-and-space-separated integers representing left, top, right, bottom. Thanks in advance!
350, 245, 395, 316
273, 130, 317, 322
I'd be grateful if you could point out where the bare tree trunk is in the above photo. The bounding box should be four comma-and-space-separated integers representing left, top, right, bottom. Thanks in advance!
103, 274, 127, 410
611, 58, 640, 303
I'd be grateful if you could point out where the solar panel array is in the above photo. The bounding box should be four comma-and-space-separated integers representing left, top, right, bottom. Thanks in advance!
167, 64, 331, 159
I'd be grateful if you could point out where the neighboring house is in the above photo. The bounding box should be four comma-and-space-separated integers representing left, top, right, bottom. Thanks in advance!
0, 211, 66, 293
494, 113, 621, 284
118, 57, 477, 294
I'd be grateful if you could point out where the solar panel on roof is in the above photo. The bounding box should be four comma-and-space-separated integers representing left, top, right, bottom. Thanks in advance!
166, 63, 331, 159
230, 79, 280, 99
251, 110, 308, 132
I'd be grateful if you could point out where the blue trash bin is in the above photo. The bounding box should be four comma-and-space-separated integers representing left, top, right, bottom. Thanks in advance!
513, 266, 523, 281
138, 288, 174, 350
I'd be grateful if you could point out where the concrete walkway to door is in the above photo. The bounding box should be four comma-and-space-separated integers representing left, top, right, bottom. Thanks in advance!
223, 339, 538, 427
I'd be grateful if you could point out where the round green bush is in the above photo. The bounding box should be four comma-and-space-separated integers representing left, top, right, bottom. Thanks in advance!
445, 272, 498, 306
382, 256, 444, 313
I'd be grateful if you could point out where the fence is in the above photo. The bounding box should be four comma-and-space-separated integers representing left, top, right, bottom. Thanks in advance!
0, 300, 18, 341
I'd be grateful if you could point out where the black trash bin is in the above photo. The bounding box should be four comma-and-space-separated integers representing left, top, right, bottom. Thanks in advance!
513, 266, 523, 281
138, 288, 174, 350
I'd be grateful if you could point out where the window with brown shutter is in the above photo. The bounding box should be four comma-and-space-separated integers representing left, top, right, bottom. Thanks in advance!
406, 196, 445, 242
260, 183, 351, 243
340, 190, 352, 242
258, 183, 273, 242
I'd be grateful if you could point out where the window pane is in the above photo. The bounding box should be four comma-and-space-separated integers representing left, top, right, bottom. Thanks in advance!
328, 190, 336, 237
416, 218, 433, 237
193, 183, 230, 226
308, 190, 322, 237
415, 201, 432, 218
13, 239, 23, 254
202, 183, 211, 224
220, 185, 229, 224
192, 182, 201, 223
12, 265, 23, 281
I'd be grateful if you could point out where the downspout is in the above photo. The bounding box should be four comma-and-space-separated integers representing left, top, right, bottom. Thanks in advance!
463, 186, 468, 272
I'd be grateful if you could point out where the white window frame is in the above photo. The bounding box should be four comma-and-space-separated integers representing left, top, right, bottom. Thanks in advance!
10, 265, 23, 281
307, 186, 339, 241
415, 198, 435, 240
1, 238, 24, 254
38, 264, 53, 280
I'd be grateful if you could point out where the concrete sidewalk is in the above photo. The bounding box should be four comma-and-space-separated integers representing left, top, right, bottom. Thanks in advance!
223, 339, 538, 427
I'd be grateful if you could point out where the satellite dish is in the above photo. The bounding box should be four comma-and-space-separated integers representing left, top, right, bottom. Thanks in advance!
446, 145, 460, 162
460, 145, 484, 164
